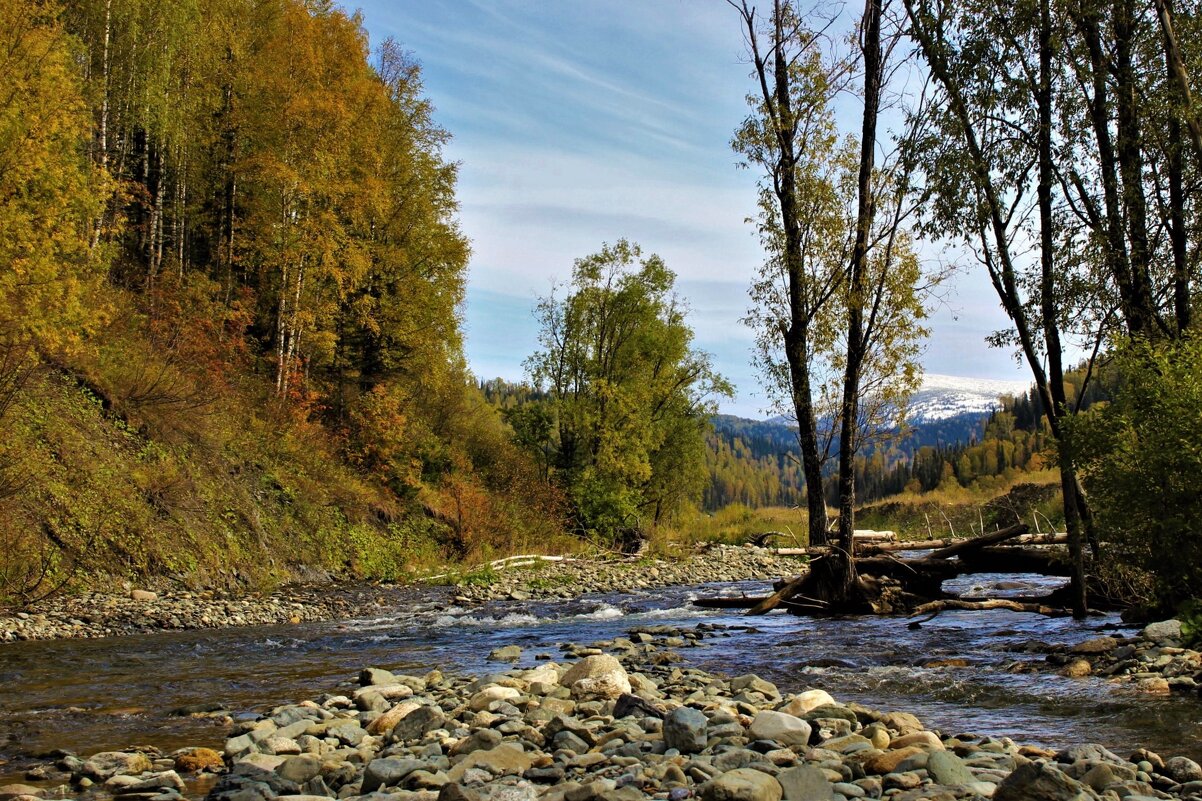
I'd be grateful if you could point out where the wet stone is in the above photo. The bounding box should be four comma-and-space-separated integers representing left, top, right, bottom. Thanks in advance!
1164, 756, 1202, 783
926, 751, 975, 787
701, 768, 783, 801
664, 707, 708, 754
776, 765, 835, 801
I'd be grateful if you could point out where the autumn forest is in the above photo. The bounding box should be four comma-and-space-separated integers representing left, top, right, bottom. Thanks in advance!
3, 0, 1202, 621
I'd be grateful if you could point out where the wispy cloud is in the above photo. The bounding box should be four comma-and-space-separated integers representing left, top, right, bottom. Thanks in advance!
347, 0, 1022, 418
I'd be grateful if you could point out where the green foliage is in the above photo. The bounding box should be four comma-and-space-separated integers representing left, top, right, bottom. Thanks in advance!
0, 0, 573, 605
1068, 338, 1202, 609
0, 0, 107, 352
455, 564, 498, 588
523, 241, 732, 541
1179, 600, 1202, 649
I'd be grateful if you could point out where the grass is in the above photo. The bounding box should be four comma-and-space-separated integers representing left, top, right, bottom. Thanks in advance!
856, 471, 1063, 539
652, 503, 812, 551
652, 471, 1065, 554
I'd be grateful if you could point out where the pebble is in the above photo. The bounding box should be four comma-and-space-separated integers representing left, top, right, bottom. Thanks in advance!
8, 620, 1202, 801
1027, 617, 1202, 697
0, 546, 803, 642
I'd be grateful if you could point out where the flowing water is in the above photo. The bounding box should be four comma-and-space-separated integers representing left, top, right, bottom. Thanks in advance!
2, 572, 1200, 787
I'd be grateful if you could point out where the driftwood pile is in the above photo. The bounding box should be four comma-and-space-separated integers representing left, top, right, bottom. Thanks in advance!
697, 524, 1084, 617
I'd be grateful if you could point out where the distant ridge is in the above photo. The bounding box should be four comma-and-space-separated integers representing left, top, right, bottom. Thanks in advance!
758, 372, 1031, 427
909, 373, 1031, 423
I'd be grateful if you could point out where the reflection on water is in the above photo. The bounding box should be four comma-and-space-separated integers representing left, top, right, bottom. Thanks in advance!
1, 574, 1200, 783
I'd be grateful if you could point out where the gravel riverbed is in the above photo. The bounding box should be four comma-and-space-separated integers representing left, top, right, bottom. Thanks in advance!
0, 546, 802, 642
5, 621, 1202, 801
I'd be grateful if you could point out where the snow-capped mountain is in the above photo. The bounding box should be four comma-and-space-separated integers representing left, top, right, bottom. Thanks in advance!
907, 373, 1032, 423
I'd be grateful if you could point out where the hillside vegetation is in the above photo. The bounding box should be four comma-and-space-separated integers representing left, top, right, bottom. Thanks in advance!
0, 0, 570, 607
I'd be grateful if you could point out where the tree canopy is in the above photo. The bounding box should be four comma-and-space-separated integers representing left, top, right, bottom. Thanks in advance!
523, 241, 732, 541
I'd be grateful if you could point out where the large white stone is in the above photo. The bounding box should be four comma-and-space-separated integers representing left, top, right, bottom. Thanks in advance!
780, 689, 836, 717
561, 654, 631, 699
469, 685, 522, 711
521, 664, 561, 687
749, 710, 812, 747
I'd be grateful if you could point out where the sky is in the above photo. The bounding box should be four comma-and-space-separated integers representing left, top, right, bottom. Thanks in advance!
347, 0, 1029, 418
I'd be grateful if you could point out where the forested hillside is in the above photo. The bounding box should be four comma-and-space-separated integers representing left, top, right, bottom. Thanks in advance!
703, 365, 1114, 511
0, 0, 566, 603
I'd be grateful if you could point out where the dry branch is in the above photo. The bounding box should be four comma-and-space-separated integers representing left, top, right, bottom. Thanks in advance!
927, 523, 1029, 559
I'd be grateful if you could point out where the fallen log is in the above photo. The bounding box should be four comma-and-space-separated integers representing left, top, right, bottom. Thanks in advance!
908, 598, 1073, 617
693, 596, 769, 609
927, 524, 1029, 560
957, 546, 1071, 576
855, 533, 1068, 555
423, 554, 574, 582
746, 571, 811, 615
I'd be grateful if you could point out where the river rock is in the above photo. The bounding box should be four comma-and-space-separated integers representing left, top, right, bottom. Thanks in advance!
359, 667, 397, 686
107, 769, 186, 794
523, 664, 560, 685
1071, 637, 1117, 654
130, 590, 157, 602
664, 706, 708, 753
994, 762, 1095, 801
1063, 659, 1092, 678
446, 744, 534, 781
362, 758, 426, 793
207, 763, 300, 801
561, 655, 631, 699
450, 728, 503, 756
82, 751, 154, 780
701, 768, 783, 801
1164, 756, 1202, 783
779, 689, 835, 717
367, 700, 422, 735
861, 746, 925, 775
730, 674, 780, 698
1142, 619, 1183, 643
238, 753, 287, 772
276, 755, 323, 785
1136, 676, 1171, 694
927, 751, 976, 786
489, 645, 522, 662
0, 785, 44, 799
439, 785, 482, 801
889, 731, 944, 750
748, 711, 811, 746
174, 748, 224, 773
390, 704, 447, 741
469, 685, 521, 711
1056, 743, 1125, 765
263, 736, 301, 756
775, 765, 835, 800
1079, 762, 1135, 791
879, 711, 924, 735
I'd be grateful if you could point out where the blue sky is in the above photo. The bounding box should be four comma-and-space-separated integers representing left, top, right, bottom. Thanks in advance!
347, 0, 1028, 418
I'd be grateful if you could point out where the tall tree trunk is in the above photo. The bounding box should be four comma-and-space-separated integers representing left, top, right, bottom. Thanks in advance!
1038, 0, 1087, 617
736, 0, 830, 546
1113, 0, 1157, 336
906, 0, 1091, 594
829, 0, 884, 604
89, 0, 112, 251
1072, 9, 1139, 336
1153, 0, 1202, 165
1161, 0, 1191, 334
784, 327, 829, 545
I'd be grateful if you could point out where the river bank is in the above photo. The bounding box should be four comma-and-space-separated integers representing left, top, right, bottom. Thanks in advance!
5, 620, 1202, 801
0, 546, 802, 642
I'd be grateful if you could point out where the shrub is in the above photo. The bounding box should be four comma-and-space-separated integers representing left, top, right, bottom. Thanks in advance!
1067, 338, 1202, 611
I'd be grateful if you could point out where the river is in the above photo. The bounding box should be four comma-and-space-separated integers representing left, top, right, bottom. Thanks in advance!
2, 572, 1200, 787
